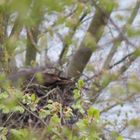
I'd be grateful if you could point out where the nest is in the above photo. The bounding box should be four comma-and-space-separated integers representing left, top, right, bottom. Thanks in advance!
1, 70, 81, 129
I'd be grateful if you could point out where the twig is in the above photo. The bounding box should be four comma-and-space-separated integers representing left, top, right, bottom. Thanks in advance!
26, 28, 41, 53
18, 102, 48, 126
100, 93, 136, 114
2, 112, 15, 127
24, 74, 36, 92
39, 87, 59, 100
109, 52, 134, 69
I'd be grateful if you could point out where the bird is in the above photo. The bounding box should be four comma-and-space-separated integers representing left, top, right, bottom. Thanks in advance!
40, 71, 74, 87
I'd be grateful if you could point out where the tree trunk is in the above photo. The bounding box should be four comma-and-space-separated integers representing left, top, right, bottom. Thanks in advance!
66, 8, 112, 78
25, 27, 39, 66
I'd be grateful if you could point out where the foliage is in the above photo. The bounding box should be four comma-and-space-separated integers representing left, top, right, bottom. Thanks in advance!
0, 0, 140, 140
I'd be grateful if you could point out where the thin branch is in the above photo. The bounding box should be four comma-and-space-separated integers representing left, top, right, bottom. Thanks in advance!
89, 45, 139, 104
104, 128, 138, 140
8, 65, 53, 81
103, 0, 140, 69
2, 112, 15, 127
109, 52, 134, 69
100, 93, 136, 114
9, 15, 22, 37
88, 1, 140, 104
26, 28, 41, 53
58, 10, 89, 65
18, 102, 48, 126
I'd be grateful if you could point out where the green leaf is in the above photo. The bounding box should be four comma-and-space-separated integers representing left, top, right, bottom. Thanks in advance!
51, 114, 60, 124
134, 48, 140, 57
10, 129, 29, 140
2, 107, 10, 114
0, 92, 8, 99
39, 109, 50, 119
45, 103, 53, 110
48, 100, 53, 104
12, 106, 25, 113
0, 127, 8, 140
99, 0, 117, 12
127, 25, 140, 37
129, 118, 140, 128
1, 135, 7, 140
31, 94, 36, 102
73, 89, 80, 99
29, 103, 37, 112
117, 136, 123, 140
77, 79, 84, 89
22, 94, 32, 104
76, 119, 88, 130
87, 107, 100, 120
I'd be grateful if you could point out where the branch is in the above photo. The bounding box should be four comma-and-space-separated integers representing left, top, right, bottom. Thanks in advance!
65, 4, 112, 78
26, 27, 40, 53
25, 26, 39, 65
87, 1, 140, 103
100, 93, 136, 114
89, 48, 139, 103
18, 102, 48, 126
103, 0, 140, 69
9, 15, 22, 37
58, 9, 89, 65
8, 65, 52, 81
109, 52, 134, 69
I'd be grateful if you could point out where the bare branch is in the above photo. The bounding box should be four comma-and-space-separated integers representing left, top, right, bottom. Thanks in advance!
103, 0, 140, 69
101, 93, 136, 114
109, 52, 134, 69
58, 9, 89, 65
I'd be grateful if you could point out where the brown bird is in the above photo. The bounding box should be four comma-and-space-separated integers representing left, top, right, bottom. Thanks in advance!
41, 72, 74, 87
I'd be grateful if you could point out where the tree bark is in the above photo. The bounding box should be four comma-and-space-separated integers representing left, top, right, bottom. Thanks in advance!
25, 27, 39, 66
65, 7, 112, 78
